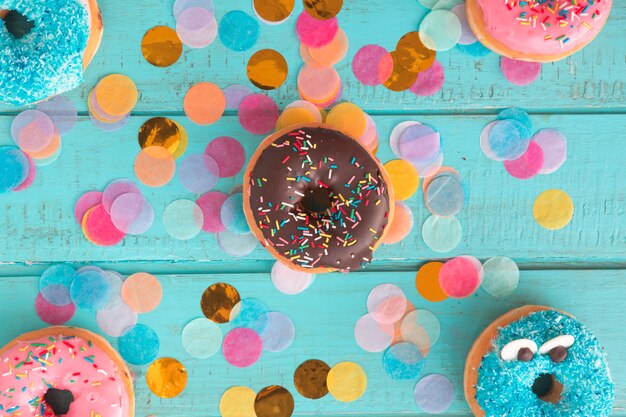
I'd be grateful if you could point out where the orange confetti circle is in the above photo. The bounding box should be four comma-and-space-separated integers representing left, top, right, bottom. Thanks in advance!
95, 74, 138, 117
303, 0, 343, 20
307, 29, 349, 67
395, 31, 436, 73
416, 262, 448, 302
326, 102, 367, 139
146, 357, 188, 398
384, 159, 420, 201
121, 272, 163, 313
134, 146, 176, 187
383, 51, 419, 92
254, 0, 295, 23
382, 202, 414, 244
184, 82, 225, 125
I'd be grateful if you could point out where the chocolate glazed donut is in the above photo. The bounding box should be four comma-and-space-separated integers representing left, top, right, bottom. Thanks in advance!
244, 124, 394, 273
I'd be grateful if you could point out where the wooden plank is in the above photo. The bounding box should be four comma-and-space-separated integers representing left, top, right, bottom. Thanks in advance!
0, 269, 624, 416
0, 114, 624, 268
0, 0, 624, 114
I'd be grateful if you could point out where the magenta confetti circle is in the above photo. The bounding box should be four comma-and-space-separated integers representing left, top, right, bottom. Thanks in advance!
74, 191, 103, 225
222, 327, 263, 367
410, 61, 444, 97
503, 141, 544, 180
110, 193, 155, 235
35, 293, 76, 325
13, 155, 37, 192
352, 45, 394, 86
205, 136, 246, 177
295, 11, 338, 48
178, 153, 221, 194
102, 179, 141, 214
501, 57, 541, 86
238, 94, 279, 135
196, 191, 228, 233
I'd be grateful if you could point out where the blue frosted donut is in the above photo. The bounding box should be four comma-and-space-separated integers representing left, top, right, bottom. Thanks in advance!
475, 310, 614, 416
0, 0, 90, 106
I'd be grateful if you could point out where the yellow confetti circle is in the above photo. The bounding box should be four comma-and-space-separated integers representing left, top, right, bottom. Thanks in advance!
326, 102, 367, 139
533, 189, 574, 230
276, 107, 317, 131
326, 361, 367, 402
220, 386, 257, 417
146, 357, 188, 398
384, 160, 420, 201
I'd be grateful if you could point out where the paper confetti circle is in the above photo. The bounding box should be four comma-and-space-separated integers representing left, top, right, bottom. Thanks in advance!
220, 386, 257, 417
354, 313, 394, 352
481, 256, 520, 297
182, 318, 223, 358
222, 327, 263, 368
414, 374, 455, 414
367, 283, 408, 324
533, 189, 574, 230
327, 362, 367, 402
118, 324, 160, 365
260, 311, 296, 352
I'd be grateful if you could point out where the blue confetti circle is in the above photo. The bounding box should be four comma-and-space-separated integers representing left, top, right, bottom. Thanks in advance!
456, 41, 491, 57
40, 264, 78, 306
118, 324, 160, 365
220, 193, 250, 235
425, 174, 465, 217
219, 10, 259, 51
69, 270, 112, 311
229, 298, 270, 333
383, 342, 425, 380
487, 120, 531, 161
0, 146, 29, 193
497, 107, 533, 139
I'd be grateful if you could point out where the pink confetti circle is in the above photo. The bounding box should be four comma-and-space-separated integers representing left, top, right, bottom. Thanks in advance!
222, 327, 263, 368
532, 129, 567, 175
367, 284, 408, 324
410, 60, 444, 97
271, 261, 315, 295
196, 191, 228, 233
439, 256, 481, 298
110, 193, 155, 235
295, 11, 338, 48
102, 179, 142, 214
205, 136, 246, 177
35, 293, 76, 325
74, 191, 103, 225
176, 7, 218, 49
503, 141, 544, 180
37, 95, 78, 135
223, 84, 253, 110
352, 45, 394, 86
83, 204, 126, 246
452, 4, 477, 45
238, 94, 279, 135
11, 110, 56, 154
297, 64, 341, 104
501, 57, 542, 86
354, 313, 394, 352
13, 155, 37, 192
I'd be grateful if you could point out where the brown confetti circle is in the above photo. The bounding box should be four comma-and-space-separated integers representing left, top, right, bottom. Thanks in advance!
395, 31, 436, 73
138, 117, 181, 155
254, 0, 295, 23
254, 385, 295, 417
303, 0, 343, 20
293, 359, 330, 399
200, 283, 241, 323
141, 26, 183, 68
247, 49, 289, 90
383, 51, 419, 92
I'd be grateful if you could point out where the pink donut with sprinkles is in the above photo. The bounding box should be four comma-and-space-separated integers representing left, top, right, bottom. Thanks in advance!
466, 0, 613, 62
0, 327, 134, 417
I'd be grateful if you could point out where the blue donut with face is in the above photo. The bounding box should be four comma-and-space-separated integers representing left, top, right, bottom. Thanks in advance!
475, 309, 614, 416
0, 0, 90, 106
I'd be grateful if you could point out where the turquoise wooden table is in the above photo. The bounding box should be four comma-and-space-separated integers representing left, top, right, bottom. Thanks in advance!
1, 0, 625, 416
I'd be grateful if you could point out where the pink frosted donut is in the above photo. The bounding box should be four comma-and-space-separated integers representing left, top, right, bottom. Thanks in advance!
0, 327, 134, 417
466, 0, 613, 62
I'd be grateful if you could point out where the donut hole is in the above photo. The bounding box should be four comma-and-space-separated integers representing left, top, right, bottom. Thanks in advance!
0, 9, 35, 39
299, 187, 333, 214
532, 373, 563, 404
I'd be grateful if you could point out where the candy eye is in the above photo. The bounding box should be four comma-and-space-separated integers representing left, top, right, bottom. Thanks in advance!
539, 335, 575, 363
500, 338, 538, 362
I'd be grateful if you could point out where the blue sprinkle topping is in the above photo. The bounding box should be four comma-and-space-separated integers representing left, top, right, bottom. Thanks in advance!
0, 0, 90, 106
476, 310, 614, 417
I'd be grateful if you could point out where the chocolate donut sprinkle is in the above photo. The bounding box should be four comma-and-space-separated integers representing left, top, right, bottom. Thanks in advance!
247, 127, 391, 271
